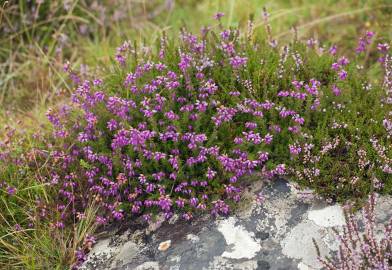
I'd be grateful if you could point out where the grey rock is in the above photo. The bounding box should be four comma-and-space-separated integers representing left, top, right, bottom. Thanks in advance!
81, 178, 392, 270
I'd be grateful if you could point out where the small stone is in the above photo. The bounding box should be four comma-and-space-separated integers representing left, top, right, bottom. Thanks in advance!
158, 240, 171, 251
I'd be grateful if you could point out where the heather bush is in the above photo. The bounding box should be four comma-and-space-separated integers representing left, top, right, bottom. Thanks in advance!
317, 194, 392, 269
286, 39, 392, 203
44, 12, 392, 228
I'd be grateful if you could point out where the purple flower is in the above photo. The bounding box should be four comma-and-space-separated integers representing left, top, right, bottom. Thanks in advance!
243, 131, 262, 144
96, 216, 108, 225
165, 111, 179, 121
258, 152, 269, 163
107, 119, 118, 131
152, 171, 165, 181
329, 44, 337, 55
178, 53, 192, 72
337, 56, 349, 66
289, 144, 302, 156
234, 137, 243, 144
131, 204, 141, 214
229, 91, 240, 96
220, 30, 230, 40
338, 69, 347, 80
112, 210, 124, 220
6, 186, 16, 196
93, 78, 103, 86
146, 183, 155, 193
273, 164, 286, 175
211, 200, 229, 216
213, 12, 224, 20
206, 167, 217, 180
54, 221, 65, 229
158, 196, 172, 212
176, 199, 185, 208
14, 224, 21, 231
229, 56, 248, 69
190, 197, 199, 207
212, 106, 237, 126
331, 62, 341, 71
332, 84, 341, 96
263, 133, 273, 145
142, 214, 151, 222
356, 31, 374, 53
366, 31, 375, 38
377, 43, 390, 53
245, 122, 257, 129
182, 212, 193, 220
306, 38, 317, 48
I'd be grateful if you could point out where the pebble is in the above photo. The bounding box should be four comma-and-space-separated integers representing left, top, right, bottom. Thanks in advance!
158, 240, 171, 251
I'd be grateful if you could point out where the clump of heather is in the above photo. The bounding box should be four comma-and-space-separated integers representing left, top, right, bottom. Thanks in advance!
284, 37, 392, 204
46, 29, 288, 225
317, 194, 392, 269
41, 14, 391, 231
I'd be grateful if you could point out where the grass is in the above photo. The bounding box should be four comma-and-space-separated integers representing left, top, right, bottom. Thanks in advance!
0, 0, 391, 269
0, 123, 99, 269
1, 0, 391, 112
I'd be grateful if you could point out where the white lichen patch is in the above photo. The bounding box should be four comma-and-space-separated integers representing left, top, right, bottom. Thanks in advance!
80, 238, 118, 269
308, 205, 345, 227
168, 255, 181, 270
205, 256, 258, 270
87, 238, 115, 257
135, 261, 159, 270
256, 194, 296, 241
217, 217, 261, 259
298, 262, 312, 270
288, 182, 315, 203
186, 233, 200, 243
111, 241, 139, 268
281, 220, 328, 269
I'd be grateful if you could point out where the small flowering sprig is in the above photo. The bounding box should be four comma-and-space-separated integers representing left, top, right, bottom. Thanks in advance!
262, 7, 277, 48
331, 56, 350, 81
213, 12, 224, 21
377, 43, 390, 63
63, 61, 81, 85
316, 193, 392, 270
115, 40, 134, 65
355, 31, 375, 54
